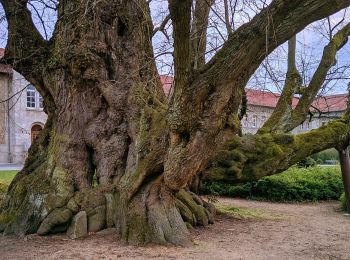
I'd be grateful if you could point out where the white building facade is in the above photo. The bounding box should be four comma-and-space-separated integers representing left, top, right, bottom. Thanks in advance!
241, 104, 344, 135
0, 49, 47, 164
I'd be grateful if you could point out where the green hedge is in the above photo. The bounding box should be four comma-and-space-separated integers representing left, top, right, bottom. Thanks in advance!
201, 166, 344, 202
311, 148, 339, 164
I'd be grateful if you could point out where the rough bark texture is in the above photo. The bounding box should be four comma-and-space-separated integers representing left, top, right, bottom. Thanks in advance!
0, 0, 350, 246
0, 0, 214, 245
339, 149, 350, 213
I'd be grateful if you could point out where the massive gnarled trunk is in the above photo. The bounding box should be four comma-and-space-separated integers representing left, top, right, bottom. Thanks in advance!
0, 0, 215, 245
1, 0, 350, 246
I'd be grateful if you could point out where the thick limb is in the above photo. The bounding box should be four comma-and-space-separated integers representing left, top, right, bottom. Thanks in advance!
165, 0, 350, 193
204, 111, 350, 183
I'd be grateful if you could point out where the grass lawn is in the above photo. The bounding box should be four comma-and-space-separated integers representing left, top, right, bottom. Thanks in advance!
0, 171, 18, 193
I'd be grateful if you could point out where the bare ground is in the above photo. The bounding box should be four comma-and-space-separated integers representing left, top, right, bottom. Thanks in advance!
1, 198, 349, 260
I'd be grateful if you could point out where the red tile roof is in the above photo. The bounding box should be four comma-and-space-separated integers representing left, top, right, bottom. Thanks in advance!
311, 94, 348, 113
160, 75, 174, 97
246, 88, 300, 108
160, 76, 348, 112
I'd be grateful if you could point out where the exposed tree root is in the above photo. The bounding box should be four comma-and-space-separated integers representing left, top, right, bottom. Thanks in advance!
0, 171, 215, 246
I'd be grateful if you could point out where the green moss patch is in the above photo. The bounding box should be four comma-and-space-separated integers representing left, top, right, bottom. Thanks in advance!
217, 204, 285, 220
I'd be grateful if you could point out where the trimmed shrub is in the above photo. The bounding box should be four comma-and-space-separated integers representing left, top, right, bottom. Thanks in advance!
311, 148, 339, 164
201, 166, 344, 202
201, 182, 253, 198
297, 157, 317, 168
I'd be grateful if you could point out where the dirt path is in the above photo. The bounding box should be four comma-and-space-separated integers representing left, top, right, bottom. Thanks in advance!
1, 198, 349, 260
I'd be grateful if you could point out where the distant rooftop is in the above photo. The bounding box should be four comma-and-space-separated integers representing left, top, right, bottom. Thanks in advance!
160, 75, 348, 113
160, 75, 173, 97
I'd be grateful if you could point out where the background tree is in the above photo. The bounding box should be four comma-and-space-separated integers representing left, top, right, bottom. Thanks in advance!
0, 0, 350, 246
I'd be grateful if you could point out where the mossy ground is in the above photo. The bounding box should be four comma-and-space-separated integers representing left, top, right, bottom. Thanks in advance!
216, 204, 285, 220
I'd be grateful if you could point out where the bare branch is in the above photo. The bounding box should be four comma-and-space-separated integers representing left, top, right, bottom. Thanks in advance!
290, 22, 350, 128
198, 0, 350, 87
168, 0, 192, 89
153, 14, 171, 37
259, 35, 303, 133
223, 0, 232, 34
191, 0, 213, 69
0, 0, 48, 86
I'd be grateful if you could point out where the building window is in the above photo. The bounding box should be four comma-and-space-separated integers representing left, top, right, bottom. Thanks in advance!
26, 85, 36, 108
252, 115, 257, 128
31, 124, 43, 143
306, 122, 311, 129
243, 116, 249, 127
38, 94, 44, 108
26, 85, 43, 109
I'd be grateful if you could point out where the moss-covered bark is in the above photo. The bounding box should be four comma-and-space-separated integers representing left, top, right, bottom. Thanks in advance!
0, 0, 216, 246
204, 111, 350, 184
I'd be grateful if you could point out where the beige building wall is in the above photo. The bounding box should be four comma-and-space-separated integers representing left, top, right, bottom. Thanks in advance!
0, 70, 47, 164
241, 105, 274, 134
0, 75, 6, 143
0, 73, 10, 163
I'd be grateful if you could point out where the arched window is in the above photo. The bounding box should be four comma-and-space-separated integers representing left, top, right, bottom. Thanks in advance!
26, 85, 36, 108
31, 124, 43, 143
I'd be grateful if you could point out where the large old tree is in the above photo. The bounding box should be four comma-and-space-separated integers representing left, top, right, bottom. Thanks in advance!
1, 0, 350, 245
